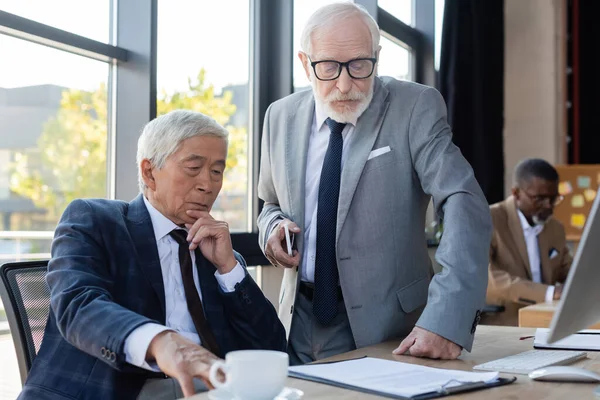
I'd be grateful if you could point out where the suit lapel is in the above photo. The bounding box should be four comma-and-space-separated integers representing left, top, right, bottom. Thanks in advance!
287, 94, 314, 237
337, 79, 390, 241
505, 196, 533, 279
126, 194, 166, 318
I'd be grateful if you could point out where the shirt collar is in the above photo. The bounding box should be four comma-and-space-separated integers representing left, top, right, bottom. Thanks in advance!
143, 195, 182, 242
517, 209, 543, 236
314, 99, 358, 130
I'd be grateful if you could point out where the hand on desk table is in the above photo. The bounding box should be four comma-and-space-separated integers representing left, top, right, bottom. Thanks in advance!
147, 331, 222, 398
393, 326, 462, 360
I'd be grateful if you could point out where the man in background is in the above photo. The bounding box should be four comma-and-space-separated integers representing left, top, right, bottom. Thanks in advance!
484, 158, 572, 326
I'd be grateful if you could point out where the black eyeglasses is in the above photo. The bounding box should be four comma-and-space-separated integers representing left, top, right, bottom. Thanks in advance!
309, 57, 377, 81
521, 190, 564, 207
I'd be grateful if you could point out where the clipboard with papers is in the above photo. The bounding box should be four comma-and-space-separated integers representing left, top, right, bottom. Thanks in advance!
288, 357, 516, 399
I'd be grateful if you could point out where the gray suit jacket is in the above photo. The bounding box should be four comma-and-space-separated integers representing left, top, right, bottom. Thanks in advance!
257, 77, 492, 351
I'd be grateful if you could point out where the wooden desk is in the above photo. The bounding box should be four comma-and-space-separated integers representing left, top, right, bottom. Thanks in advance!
519, 301, 600, 329
190, 326, 600, 399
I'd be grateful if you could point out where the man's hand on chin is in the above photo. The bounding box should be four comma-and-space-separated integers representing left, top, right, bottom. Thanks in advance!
184, 209, 237, 274
393, 326, 462, 360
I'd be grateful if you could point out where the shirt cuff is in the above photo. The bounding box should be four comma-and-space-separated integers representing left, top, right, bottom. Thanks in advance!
124, 323, 171, 372
214, 261, 246, 292
545, 286, 555, 303
269, 216, 283, 235
265, 217, 283, 250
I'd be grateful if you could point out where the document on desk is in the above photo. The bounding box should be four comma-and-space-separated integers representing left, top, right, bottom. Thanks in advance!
289, 357, 501, 399
535, 328, 600, 350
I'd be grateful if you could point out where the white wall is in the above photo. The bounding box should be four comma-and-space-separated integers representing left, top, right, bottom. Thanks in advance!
504, 0, 567, 195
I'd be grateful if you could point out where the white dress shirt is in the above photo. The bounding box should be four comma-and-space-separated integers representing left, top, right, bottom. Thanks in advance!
123, 196, 246, 370
300, 103, 356, 283
517, 210, 555, 302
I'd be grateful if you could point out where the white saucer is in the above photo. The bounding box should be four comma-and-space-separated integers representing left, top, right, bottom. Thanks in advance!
207, 386, 303, 400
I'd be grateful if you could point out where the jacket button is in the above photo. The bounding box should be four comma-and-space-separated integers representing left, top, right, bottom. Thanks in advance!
110, 352, 116, 362
101, 347, 107, 357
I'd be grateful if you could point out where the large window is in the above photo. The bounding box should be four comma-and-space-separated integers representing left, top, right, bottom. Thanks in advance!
0, 0, 110, 43
379, 0, 413, 26
157, 0, 251, 232
435, 0, 445, 71
0, 0, 436, 298
0, 34, 109, 263
378, 34, 412, 81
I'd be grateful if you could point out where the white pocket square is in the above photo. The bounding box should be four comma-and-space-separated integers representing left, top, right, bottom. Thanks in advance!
368, 146, 391, 160
549, 249, 559, 259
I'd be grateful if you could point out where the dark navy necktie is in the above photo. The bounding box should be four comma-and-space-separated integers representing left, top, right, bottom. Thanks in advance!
313, 118, 345, 325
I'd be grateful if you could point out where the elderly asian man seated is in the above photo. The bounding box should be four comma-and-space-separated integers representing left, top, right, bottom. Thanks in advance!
483, 158, 572, 326
18, 110, 286, 400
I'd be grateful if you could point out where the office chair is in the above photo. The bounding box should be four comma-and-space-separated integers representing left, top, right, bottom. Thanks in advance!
0, 260, 50, 384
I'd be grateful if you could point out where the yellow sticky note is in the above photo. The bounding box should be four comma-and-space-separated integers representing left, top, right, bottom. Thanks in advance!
571, 194, 585, 208
584, 189, 597, 202
559, 181, 573, 195
571, 214, 586, 229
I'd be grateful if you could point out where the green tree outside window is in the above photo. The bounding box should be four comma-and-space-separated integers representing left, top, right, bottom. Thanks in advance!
10, 69, 247, 227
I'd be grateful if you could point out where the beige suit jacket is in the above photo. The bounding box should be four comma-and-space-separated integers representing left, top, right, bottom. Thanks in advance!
484, 196, 572, 326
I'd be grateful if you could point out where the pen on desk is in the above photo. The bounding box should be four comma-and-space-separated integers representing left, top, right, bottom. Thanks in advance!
519, 335, 534, 340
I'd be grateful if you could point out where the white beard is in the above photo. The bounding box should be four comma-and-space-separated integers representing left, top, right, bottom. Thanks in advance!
310, 75, 374, 124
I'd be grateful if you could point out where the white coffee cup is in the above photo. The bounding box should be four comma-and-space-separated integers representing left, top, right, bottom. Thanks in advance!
209, 350, 289, 400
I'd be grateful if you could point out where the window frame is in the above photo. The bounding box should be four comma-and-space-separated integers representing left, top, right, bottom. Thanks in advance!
371, 0, 436, 87
0, 0, 437, 267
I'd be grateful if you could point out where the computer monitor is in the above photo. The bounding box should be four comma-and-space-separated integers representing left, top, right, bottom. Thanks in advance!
547, 189, 600, 343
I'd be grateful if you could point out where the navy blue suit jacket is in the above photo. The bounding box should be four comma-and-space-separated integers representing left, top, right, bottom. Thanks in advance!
19, 195, 286, 400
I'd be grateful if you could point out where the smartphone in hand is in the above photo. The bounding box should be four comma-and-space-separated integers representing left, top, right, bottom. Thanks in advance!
284, 225, 295, 256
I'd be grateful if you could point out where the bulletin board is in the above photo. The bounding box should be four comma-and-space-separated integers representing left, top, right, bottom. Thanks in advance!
554, 164, 600, 241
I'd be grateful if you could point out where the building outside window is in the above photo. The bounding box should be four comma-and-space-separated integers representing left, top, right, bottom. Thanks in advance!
0, 33, 109, 263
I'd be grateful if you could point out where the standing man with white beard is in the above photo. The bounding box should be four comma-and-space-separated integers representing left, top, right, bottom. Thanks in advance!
257, 2, 492, 365
484, 158, 572, 326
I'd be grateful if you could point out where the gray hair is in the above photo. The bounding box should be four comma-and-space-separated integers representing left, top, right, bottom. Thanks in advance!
136, 110, 229, 192
513, 158, 559, 188
300, 2, 380, 56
